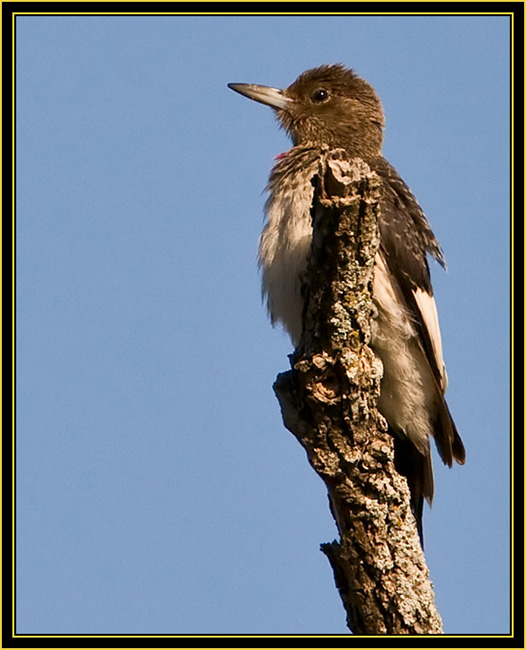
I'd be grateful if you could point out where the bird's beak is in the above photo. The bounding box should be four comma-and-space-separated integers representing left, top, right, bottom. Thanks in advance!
228, 83, 292, 110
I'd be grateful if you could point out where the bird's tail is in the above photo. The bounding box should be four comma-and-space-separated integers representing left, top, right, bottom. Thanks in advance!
434, 399, 466, 467
392, 430, 434, 547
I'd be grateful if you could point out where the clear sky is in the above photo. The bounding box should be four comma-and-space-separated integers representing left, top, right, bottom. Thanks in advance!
16, 13, 510, 636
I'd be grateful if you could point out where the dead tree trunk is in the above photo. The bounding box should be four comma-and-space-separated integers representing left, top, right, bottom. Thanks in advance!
273, 149, 443, 634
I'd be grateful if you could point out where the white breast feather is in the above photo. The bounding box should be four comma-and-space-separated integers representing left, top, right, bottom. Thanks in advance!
259, 174, 315, 345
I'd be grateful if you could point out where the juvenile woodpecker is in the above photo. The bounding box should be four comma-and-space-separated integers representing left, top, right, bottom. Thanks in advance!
228, 64, 465, 534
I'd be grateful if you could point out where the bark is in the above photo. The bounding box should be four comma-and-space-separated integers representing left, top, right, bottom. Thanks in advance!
273, 149, 443, 634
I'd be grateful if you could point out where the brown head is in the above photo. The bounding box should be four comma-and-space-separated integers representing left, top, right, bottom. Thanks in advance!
228, 64, 385, 159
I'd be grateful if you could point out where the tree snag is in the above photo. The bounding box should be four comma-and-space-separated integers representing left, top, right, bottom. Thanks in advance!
273, 149, 443, 634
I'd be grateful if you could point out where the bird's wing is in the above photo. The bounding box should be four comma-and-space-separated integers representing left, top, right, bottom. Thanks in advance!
374, 156, 465, 466
374, 157, 446, 386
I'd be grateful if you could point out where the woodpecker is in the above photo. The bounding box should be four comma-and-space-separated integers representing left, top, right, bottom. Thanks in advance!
228, 64, 465, 536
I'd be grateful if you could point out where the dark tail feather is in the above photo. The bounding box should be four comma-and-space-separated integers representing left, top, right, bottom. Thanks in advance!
392, 430, 434, 547
434, 399, 466, 467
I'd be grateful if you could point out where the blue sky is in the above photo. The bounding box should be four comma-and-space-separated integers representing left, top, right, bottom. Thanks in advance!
15, 13, 511, 636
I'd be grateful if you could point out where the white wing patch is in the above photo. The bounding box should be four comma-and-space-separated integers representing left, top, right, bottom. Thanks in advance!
413, 288, 448, 392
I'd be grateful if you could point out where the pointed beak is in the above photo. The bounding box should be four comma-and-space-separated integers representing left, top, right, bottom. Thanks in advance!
228, 83, 292, 110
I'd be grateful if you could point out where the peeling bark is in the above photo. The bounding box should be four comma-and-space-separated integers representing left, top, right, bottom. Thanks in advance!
273, 149, 443, 634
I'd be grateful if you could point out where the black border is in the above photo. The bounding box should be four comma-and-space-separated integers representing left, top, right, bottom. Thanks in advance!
4, 3, 524, 648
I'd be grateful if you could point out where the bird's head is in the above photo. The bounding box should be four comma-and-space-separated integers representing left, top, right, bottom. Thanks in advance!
228, 64, 385, 159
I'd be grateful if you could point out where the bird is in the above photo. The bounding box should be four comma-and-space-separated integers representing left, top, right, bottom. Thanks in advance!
228, 64, 465, 539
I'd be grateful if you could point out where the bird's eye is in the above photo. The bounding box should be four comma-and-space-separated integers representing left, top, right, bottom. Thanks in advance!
312, 88, 329, 103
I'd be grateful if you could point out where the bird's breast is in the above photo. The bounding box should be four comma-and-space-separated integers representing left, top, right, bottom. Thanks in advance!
259, 161, 317, 345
